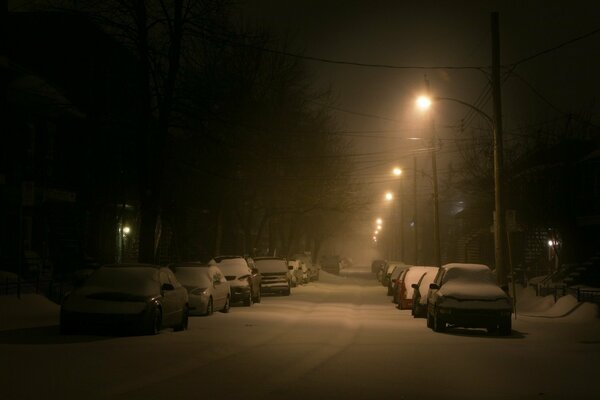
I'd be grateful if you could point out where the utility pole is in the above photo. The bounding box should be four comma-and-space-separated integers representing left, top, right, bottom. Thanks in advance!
425, 77, 442, 268
413, 156, 419, 265
491, 12, 507, 287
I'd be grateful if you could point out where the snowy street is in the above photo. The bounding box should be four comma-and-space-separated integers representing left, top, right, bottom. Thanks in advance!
2, 266, 599, 400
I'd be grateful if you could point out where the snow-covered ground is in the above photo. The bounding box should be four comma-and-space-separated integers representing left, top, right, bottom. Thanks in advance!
1, 266, 599, 400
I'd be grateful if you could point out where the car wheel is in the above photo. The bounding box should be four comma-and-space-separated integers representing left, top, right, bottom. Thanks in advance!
221, 295, 231, 313
174, 305, 189, 331
146, 306, 162, 335
433, 313, 446, 332
499, 316, 512, 336
244, 292, 253, 307
205, 297, 214, 316
427, 312, 434, 328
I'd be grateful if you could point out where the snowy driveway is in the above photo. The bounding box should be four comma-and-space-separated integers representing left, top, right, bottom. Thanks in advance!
1, 267, 599, 400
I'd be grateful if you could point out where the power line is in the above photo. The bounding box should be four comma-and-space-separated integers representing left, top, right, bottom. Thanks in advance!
509, 27, 600, 68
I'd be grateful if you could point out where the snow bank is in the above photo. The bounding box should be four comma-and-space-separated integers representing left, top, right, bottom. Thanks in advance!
515, 286, 599, 322
0, 270, 19, 282
0, 294, 60, 330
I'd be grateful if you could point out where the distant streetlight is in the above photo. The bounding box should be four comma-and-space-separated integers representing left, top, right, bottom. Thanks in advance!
392, 167, 402, 176
385, 191, 394, 201
376, 218, 383, 225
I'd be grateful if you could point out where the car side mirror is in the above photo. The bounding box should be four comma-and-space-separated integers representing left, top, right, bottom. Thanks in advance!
411, 283, 419, 289
429, 283, 439, 290
161, 283, 175, 291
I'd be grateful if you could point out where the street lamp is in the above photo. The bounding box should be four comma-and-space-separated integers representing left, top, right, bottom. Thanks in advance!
417, 94, 506, 285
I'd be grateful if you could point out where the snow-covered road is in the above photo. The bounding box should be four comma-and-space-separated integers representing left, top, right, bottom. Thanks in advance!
1, 267, 599, 400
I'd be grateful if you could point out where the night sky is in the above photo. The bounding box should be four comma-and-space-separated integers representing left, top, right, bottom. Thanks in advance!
238, 0, 599, 141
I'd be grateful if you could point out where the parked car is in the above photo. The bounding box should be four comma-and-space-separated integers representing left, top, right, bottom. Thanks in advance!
371, 259, 387, 275
426, 263, 512, 335
396, 266, 438, 309
320, 254, 341, 275
210, 256, 261, 306
60, 263, 189, 335
288, 258, 308, 286
171, 262, 231, 315
293, 253, 319, 281
382, 261, 405, 288
388, 267, 407, 297
254, 257, 291, 296
411, 269, 438, 318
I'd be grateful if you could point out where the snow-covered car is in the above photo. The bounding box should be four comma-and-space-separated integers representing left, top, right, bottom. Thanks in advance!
396, 266, 438, 309
288, 259, 308, 286
254, 257, 291, 296
210, 256, 261, 306
411, 269, 438, 318
60, 264, 189, 335
171, 262, 231, 315
293, 253, 319, 281
371, 259, 387, 275
382, 261, 406, 288
426, 263, 512, 335
389, 266, 406, 297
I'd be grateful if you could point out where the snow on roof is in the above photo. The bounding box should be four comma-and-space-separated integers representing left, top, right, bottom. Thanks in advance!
439, 264, 508, 301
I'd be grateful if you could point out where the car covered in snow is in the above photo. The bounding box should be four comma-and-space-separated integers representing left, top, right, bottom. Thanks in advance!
389, 266, 407, 298
288, 258, 308, 286
254, 257, 292, 296
411, 269, 438, 318
396, 266, 438, 309
426, 263, 512, 335
209, 256, 261, 306
60, 263, 189, 335
293, 253, 320, 281
381, 261, 404, 287
171, 262, 231, 315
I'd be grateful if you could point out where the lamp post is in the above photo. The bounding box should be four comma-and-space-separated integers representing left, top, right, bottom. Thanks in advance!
416, 94, 506, 285
392, 167, 405, 262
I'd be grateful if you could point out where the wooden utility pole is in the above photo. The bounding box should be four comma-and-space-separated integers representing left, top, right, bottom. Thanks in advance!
491, 12, 507, 287
413, 156, 419, 265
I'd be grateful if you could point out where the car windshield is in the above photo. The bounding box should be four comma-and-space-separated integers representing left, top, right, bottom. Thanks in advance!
255, 259, 287, 273
174, 268, 212, 287
84, 267, 158, 296
216, 258, 250, 277
443, 266, 496, 285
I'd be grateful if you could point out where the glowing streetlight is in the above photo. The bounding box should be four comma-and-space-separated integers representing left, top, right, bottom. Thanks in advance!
122, 226, 131, 235
376, 218, 382, 225
416, 95, 432, 111
392, 167, 402, 176
385, 191, 394, 201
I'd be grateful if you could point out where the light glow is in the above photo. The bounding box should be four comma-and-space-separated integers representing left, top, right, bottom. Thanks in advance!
385, 192, 394, 201
393, 167, 402, 176
416, 95, 432, 110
